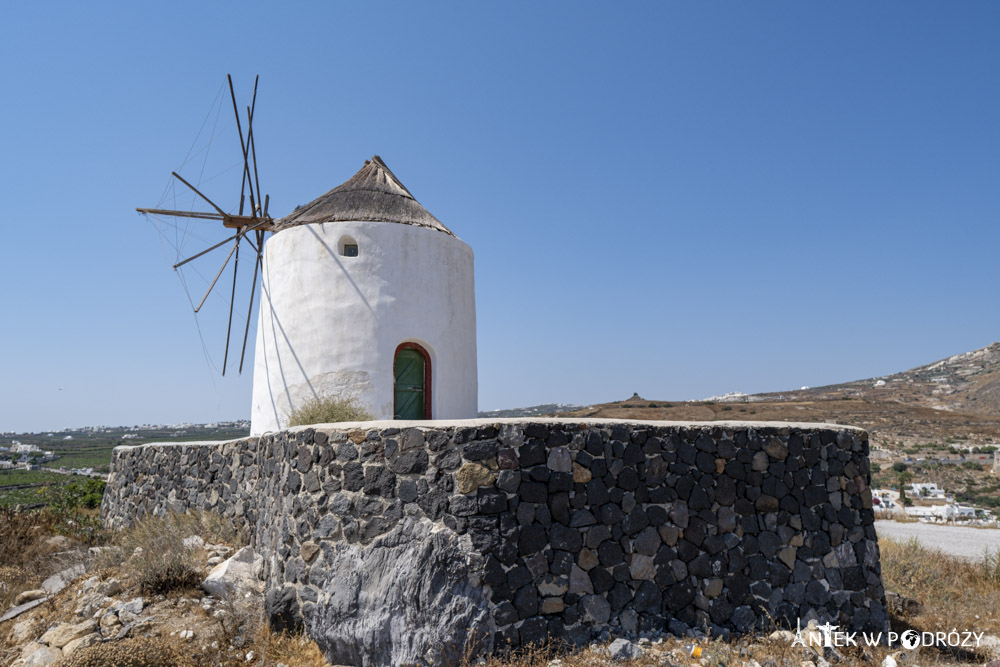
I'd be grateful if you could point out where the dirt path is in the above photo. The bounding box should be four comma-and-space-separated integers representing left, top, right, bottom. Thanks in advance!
875, 520, 1000, 560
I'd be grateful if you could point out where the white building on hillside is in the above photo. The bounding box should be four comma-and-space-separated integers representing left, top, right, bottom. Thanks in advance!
250, 157, 478, 434
910, 482, 946, 499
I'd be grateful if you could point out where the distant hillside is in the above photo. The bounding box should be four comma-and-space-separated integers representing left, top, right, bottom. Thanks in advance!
755, 342, 1000, 416
551, 344, 1000, 450
478, 404, 585, 419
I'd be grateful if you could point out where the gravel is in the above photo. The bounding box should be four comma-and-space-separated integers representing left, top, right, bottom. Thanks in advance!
875, 520, 1000, 560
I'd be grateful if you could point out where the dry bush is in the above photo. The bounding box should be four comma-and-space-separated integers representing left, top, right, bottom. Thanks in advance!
287, 396, 373, 427
60, 637, 195, 667
102, 511, 243, 595
880, 537, 1000, 662
0, 507, 57, 569
0, 508, 64, 608
467, 634, 900, 667
248, 623, 328, 667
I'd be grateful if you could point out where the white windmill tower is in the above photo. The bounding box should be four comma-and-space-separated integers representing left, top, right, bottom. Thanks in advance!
250, 156, 478, 433
137, 78, 478, 435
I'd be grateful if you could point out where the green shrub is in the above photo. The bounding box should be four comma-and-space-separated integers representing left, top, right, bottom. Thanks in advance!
287, 396, 374, 427
43, 477, 106, 511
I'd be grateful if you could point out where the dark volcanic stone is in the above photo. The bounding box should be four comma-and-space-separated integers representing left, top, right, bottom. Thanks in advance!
843, 565, 866, 591
587, 479, 610, 506
507, 565, 532, 590
497, 470, 521, 494
589, 567, 614, 594
389, 450, 429, 474
598, 541, 624, 566
449, 494, 478, 516
805, 579, 828, 605
518, 616, 548, 646
416, 489, 448, 520
758, 531, 781, 558
397, 479, 418, 503
520, 481, 548, 503
519, 441, 546, 467
599, 503, 625, 526
622, 507, 650, 535
463, 440, 498, 461
633, 580, 661, 612
493, 601, 518, 626
478, 488, 507, 515
435, 449, 462, 472
550, 524, 583, 551
343, 463, 364, 492
364, 465, 396, 497
518, 524, 548, 555
514, 585, 539, 618
665, 580, 696, 611
266, 585, 303, 633
608, 583, 633, 611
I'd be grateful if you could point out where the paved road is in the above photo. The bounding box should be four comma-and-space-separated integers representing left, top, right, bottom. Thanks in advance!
875, 520, 1000, 560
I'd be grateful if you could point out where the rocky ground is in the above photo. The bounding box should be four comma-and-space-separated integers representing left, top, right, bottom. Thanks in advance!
0, 511, 325, 667
2, 517, 1000, 666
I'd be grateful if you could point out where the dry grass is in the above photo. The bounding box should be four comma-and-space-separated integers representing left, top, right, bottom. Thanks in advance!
286, 395, 373, 427
98, 511, 243, 595
248, 623, 328, 667
0, 507, 80, 609
466, 635, 898, 667
881, 537, 1000, 640
60, 636, 197, 666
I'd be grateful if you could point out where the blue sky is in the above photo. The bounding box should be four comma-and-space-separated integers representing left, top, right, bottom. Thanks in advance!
1, 2, 998, 432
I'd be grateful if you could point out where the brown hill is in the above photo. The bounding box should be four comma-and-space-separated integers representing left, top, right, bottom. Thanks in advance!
756, 342, 1000, 416
551, 343, 1000, 451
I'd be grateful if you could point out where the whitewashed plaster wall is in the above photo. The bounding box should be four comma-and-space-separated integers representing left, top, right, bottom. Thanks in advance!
250, 221, 477, 434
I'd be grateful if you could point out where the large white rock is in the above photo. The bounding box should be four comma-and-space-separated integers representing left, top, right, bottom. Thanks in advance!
19, 643, 62, 666
202, 547, 264, 601
303, 517, 492, 666
61, 633, 100, 656
39, 619, 97, 649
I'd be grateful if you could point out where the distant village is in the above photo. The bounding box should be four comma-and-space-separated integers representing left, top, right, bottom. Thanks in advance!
872, 443, 1000, 524
0, 420, 251, 481
0, 442, 57, 470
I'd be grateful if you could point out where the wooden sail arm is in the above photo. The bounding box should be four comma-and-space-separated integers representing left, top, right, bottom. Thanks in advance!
136, 207, 274, 231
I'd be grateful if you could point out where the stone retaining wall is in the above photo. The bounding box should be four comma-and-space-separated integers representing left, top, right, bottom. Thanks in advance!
102, 419, 888, 665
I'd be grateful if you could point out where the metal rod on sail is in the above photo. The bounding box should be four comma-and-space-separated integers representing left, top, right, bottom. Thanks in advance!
172, 218, 271, 269
228, 74, 256, 216
136, 208, 225, 221
171, 172, 227, 217
194, 239, 239, 313
248, 76, 262, 209
222, 230, 242, 375
248, 119, 262, 213
239, 239, 263, 374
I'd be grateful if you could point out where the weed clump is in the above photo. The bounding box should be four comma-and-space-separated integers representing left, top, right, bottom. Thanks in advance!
287, 396, 373, 427
103, 512, 241, 594
60, 637, 193, 667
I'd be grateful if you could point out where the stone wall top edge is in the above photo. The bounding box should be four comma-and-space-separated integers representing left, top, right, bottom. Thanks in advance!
284, 417, 868, 432
112, 418, 867, 452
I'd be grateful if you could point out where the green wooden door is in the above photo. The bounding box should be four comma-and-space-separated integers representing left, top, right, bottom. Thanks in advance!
394, 348, 426, 419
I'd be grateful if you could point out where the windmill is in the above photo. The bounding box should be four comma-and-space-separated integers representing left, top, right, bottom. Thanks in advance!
137, 75, 275, 376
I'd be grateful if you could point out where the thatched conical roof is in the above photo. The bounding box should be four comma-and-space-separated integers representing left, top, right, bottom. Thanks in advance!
274, 156, 453, 235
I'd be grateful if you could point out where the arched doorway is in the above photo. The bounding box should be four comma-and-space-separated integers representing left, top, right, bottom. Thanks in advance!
394, 343, 431, 419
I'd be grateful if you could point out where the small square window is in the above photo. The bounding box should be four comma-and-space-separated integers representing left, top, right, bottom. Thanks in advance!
343, 244, 359, 257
